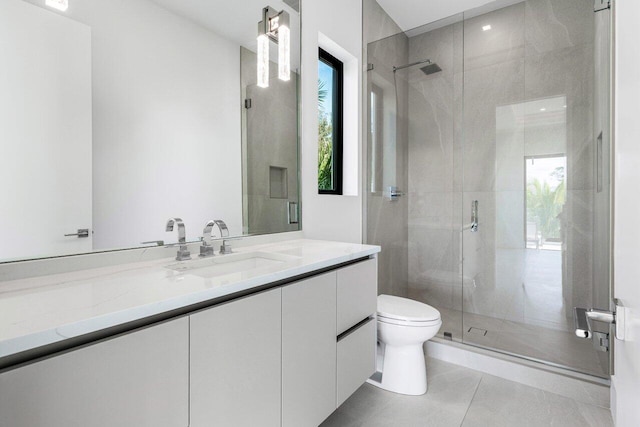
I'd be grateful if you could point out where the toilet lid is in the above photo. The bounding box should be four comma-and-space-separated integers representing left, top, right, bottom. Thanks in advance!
377, 294, 441, 322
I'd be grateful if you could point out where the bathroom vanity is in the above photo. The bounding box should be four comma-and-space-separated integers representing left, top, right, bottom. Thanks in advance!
0, 239, 379, 427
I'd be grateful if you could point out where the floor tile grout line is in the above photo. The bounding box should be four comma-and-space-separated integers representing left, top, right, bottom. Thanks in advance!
460, 375, 484, 426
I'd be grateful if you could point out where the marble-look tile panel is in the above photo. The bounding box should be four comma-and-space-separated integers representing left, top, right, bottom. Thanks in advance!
408, 191, 455, 228
368, 32, 409, 87
463, 3, 525, 71
366, 2, 409, 300
462, 374, 612, 426
496, 103, 525, 192
524, 0, 595, 56
368, 195, 409, 297
363, 0, 403, 45
496, 191, 525, 249
409, 24, 456, 77
452, 71, 464, 193
463, 59, 525, 192
407, 79, 455, 193
408, 226, 457, 287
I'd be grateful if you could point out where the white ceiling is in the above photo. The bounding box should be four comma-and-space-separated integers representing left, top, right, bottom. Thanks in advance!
375, 0, 500, 31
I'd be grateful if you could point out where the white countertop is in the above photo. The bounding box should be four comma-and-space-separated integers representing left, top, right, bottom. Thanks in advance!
0, 239, 380, 362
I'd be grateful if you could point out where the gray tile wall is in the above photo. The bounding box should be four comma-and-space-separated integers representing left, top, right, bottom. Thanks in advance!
364, 0, 410, 297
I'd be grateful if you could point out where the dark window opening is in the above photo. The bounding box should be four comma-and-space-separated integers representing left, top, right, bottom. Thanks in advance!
318, 48, 343, 195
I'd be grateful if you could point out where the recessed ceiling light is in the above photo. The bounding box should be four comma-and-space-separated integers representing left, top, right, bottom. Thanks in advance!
46, 0, 68, 11
540, 108, 546, 112
482, 25, 492, 31
563, 105, 567, 108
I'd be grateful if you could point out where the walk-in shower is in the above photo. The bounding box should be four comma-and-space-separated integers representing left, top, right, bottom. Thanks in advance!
366, 0, 612, 379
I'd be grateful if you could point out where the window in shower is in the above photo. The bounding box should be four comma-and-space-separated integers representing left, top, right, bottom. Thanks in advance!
318, 48, 343, 195
370, 84, 384, 193
525, 155, 566, 250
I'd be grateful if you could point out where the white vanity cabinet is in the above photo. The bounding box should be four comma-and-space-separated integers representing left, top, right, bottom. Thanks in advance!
336, 258, 378, 406
0, 318, 189, 427
281, 258, 378, 426
190, 288, 282, 427
282, 272, 338, 427
0, 254, 378, 427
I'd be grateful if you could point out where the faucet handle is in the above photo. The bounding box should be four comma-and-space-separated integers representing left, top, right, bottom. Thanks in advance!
219, 236, 242, 255
175, 244, 191, 261
219, 240, 233, 254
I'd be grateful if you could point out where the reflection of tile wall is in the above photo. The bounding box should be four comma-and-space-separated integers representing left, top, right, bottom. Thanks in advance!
242, 48, 300, 235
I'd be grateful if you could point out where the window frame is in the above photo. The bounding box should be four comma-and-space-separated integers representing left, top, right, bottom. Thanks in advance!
318, 47, 344, 195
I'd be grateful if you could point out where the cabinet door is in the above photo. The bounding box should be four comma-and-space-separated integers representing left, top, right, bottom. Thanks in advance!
337, 258, 378, 335
282, 272, 337, 427
337, 318, 376, 406
0, 318, 189, 427
190, 288, 282, 427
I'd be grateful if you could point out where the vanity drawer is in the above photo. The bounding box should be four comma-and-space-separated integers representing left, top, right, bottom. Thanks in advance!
337, 258, 377, 334
337, 318, 376, 406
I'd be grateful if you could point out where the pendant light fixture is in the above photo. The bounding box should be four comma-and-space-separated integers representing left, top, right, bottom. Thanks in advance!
257, 6, 291, 88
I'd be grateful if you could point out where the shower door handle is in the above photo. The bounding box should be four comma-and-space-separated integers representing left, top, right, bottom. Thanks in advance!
387, 186, 404, 201
574, 300, 625, 348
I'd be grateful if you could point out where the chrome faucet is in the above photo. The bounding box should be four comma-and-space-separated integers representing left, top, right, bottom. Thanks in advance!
166, 218, 191, 261
213, 220, 230, 238
213, 220, 234, 254
200, 220, 216, 257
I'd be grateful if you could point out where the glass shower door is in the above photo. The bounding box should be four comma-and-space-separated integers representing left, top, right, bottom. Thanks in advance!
460, 0, 611, 378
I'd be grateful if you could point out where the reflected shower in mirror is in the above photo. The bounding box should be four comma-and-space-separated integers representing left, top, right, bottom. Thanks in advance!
0, 0, 300, 262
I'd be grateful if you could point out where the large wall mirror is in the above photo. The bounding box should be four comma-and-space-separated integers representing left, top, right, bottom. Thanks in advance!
0, 0, 301, 262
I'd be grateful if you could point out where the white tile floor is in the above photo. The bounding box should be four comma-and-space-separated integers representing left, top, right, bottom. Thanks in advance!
320, 358, 613, 427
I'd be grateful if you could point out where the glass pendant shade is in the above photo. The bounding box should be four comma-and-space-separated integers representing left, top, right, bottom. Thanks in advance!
257, 33, 270, 88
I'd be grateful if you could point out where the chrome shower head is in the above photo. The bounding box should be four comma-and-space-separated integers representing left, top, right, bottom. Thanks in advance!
419, 63, 442, 75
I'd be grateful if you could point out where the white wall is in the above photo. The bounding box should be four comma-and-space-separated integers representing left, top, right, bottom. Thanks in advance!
611, 1, 640, 425
300, 0, 364, 243
0, 0, 92, 260
24, 0, 243, 248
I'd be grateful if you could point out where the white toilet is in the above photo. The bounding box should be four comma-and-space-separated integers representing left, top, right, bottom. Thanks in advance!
367, 294, 442, 396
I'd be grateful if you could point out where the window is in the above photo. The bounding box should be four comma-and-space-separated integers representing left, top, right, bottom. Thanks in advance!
525, 155, 566, 250
318, 48, 343, 194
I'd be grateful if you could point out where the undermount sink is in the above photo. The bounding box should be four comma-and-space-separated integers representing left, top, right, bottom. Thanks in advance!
165, 251, 300, 278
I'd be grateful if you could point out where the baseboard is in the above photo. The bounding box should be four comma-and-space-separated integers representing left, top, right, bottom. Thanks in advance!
426, 339, 611, 409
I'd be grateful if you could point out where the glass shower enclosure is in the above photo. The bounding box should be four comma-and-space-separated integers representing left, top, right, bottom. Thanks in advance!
365, 0, 612, 378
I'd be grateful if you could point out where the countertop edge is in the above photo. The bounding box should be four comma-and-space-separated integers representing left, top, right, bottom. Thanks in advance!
0, 243, 380, 365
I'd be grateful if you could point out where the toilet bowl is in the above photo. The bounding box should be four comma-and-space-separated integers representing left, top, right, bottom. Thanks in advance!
367, 294, 441, 396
